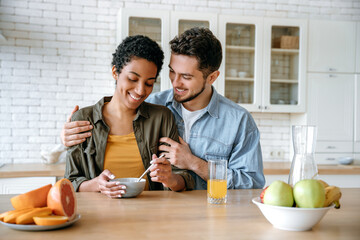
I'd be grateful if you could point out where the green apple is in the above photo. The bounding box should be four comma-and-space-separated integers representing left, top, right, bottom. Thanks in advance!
293, 179, 325, 208
263, 180, 294, 207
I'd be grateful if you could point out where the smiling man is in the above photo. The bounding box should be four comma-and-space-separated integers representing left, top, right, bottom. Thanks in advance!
61, 28, 265, 190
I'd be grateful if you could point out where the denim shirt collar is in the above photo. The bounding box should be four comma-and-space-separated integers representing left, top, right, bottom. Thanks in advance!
165, 86, 219, 119
93, 96, 150, 125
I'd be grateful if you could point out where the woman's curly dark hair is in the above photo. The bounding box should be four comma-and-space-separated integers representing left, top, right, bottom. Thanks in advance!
111, 35, 164, 78
169, 27, 222, 79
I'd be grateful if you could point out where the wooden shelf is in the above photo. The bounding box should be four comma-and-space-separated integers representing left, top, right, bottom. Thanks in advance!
226, 77, 254, 82
271, 48, 299, 55
226, 45, 255, 52
271, 79, 298, 84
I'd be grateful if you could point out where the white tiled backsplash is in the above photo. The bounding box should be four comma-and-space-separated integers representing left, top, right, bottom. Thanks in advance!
0, 0, 359, 164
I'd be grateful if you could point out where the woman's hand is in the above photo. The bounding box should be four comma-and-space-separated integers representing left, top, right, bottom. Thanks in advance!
79, 169, 127, 198
149, 154, 185, 191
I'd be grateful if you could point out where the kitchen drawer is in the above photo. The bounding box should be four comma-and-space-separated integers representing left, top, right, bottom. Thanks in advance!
315, 153, 353, 165
316, 141, 353, 153
354, 142, 360, 153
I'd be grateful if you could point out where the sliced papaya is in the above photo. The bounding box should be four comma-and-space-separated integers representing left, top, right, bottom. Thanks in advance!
16, 207, 52, 224
11, 184, 52, 210
33, 216, 68, 226
3, 208, 34, 224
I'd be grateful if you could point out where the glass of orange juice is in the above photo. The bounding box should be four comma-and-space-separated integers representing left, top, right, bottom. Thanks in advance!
207, 159, 227, 204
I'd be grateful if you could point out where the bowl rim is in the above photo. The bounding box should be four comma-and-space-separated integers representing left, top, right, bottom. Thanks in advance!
252, 197, 334, 210
109, 178, 146, 183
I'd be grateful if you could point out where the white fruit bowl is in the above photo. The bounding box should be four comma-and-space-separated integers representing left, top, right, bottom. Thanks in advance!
252, 197, 334, 231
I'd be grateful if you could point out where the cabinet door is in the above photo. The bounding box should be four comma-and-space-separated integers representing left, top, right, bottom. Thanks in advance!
170, 12, 217, 39
308, 73, 354, 141
218, 15, 263, 112
355, 74, 360, 150
357, 22, 360, 73
117, 8, 170, 91
308, 20, 356, 73
263, 18, 307, 113
0, 177, 56, 194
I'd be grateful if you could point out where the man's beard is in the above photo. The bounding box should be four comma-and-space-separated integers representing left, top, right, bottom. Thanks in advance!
173, 84, 206, 103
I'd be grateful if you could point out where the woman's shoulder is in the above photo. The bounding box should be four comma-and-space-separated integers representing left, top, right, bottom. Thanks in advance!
71, 105, 96, 122
143, 102, 173, 118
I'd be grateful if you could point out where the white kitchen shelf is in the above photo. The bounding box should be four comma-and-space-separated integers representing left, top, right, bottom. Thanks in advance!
271, 79, 298, 84
226, 45, 255, 52
271, 48, 299, 55
226, 77, 254, 82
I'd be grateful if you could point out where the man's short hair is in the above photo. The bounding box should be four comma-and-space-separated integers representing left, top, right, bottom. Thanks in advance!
169, 27, 222, 79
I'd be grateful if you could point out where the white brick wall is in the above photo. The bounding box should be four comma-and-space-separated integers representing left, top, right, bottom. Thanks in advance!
0, 0, 359, 164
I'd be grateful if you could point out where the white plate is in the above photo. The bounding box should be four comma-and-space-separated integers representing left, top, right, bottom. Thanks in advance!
0, 214, 81, 231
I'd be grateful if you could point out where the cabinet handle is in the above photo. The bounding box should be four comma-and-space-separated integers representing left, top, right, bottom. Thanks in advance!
329, 74, 336, 78
326, 158, 336, 161
326, 146, 336, 149
258, 105, 262, 109
264, 106, 268, 110
329, 68, 336, 71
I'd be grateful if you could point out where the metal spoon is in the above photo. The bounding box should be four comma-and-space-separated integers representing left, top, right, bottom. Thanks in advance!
137, 154, 165, 182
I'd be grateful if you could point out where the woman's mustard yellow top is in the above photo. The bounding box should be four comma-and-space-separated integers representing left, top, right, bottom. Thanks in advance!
103, 132, 149, 190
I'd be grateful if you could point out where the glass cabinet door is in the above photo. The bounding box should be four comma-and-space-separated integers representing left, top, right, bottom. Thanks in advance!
128, 17, 162, 92
263, 18, 307, 113
178, 20, 209, 35
118, 9, 170, 92
224, 23, 256, 104
270, 26, 299, 106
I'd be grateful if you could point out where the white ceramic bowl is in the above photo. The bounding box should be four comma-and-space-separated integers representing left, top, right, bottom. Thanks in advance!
252, 197, 333, 231
109, 178, 146, 198
338, 156, 353, 165
238, 71, 247, 78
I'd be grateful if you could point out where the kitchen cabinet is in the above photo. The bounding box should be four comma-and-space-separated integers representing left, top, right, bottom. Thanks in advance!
308, 73, 354, 141
117, 8, 171, 92
0, 177, 56, 194
308, 20, 356, 73
355, 74, 360, 153
218, 16, 307, 112
264, 174, 360, 188
218, 15, 263, 112
170, 12, 217, 40
307, 73, 354, 164
356, 22, 360, 73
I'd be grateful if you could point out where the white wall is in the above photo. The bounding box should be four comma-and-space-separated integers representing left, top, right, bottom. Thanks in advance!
0, 0, 359, 164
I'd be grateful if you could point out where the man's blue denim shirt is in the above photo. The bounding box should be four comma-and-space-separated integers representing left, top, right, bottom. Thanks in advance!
146, 87, 265, 190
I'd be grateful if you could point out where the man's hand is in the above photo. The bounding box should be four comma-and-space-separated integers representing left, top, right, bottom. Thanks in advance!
61, 105, 93, 147
149, 154, 185, 191
158, 137, 194, 170
158, 137, 209, 181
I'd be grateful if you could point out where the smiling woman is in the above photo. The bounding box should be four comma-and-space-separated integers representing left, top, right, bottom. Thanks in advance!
64, 35, 195, 198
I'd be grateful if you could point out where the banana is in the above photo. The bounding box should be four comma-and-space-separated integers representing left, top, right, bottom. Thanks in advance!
324, 186, 342, 209
317, 179, 329, 188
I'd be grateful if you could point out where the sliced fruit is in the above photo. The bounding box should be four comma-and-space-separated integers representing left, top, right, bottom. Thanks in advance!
11, 184, 52, 210
0, 210, 16, 222
47, 178, 77, 221
33, 216, 68, 226
16, 207, 52, 224
3, 208, 34, 224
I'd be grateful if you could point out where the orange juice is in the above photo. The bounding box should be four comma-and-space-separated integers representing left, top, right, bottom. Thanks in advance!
207, 179, 227, 199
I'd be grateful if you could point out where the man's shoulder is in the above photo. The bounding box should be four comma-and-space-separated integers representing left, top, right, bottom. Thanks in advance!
146, 89, 173, 106
215, 94, 257, 130
217, 94, 251, 115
